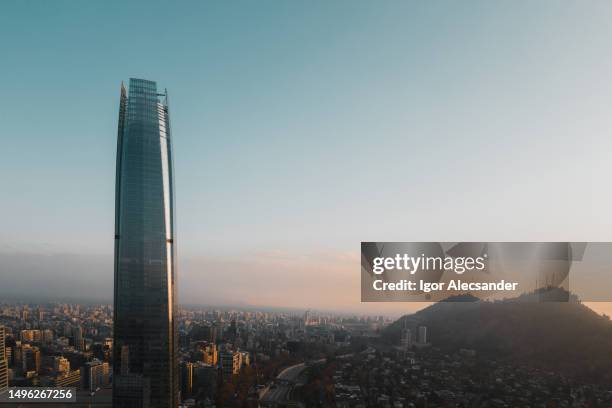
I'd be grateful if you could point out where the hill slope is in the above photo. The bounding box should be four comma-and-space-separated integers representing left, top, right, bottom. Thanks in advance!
384, 292, 612, 383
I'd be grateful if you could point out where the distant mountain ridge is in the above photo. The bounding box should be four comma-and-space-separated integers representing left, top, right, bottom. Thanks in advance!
384, 290, 612, 383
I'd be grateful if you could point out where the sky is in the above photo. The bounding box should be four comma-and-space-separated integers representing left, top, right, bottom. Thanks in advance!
2, 1, 612, 316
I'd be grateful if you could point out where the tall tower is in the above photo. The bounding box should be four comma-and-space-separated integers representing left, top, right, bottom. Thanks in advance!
400, 320, 411, 350
113, 79, 178, 408
417, 326, 427, 345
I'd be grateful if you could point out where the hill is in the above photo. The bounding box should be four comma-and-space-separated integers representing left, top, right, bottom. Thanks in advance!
384, 290, 612, 384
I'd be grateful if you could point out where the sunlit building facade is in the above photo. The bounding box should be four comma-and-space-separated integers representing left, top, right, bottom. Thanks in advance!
113, 78, 178, 408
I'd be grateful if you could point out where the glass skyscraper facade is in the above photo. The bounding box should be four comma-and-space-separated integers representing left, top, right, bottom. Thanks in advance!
113, 79, 178, 408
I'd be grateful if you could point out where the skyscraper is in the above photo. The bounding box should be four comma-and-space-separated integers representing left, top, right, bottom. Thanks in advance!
21, 344, 41, 374
417, 326, 428, 345
400, 320, 411, 350
220, 350, 241, 379
72, 326, 84, 351
179, 362, 193, 397
82, 359, 110, 391
113, 79, 178, 408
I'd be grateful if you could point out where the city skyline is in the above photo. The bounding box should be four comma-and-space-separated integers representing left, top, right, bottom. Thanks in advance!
0, 299, 397, 406
1, 296, 610, 406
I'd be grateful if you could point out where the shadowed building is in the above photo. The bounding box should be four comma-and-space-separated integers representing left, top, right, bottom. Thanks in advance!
0, 326, 7, 392
22, 344, 41, 374
82, 359, 110, 391
113, 78, 178, 408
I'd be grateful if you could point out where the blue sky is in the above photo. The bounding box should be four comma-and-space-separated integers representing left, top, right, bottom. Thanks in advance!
2, 1, 612, 314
